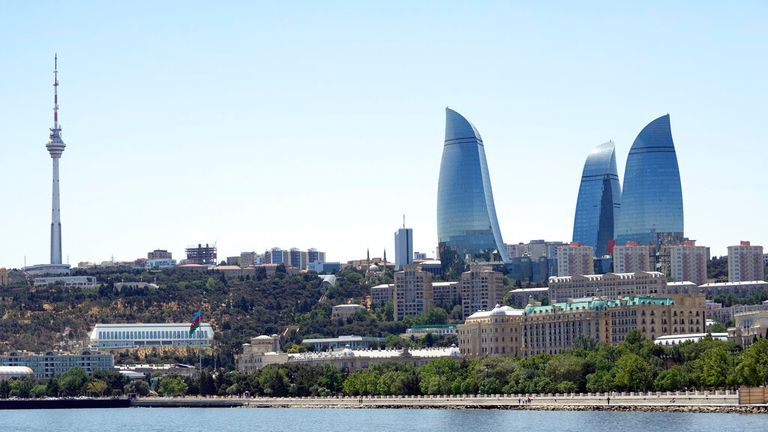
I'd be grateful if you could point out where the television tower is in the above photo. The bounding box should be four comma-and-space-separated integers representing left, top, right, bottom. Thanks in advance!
46, 54, 66, 265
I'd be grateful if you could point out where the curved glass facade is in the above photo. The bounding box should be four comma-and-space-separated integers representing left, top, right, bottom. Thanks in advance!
437, 108, 508, 264
615, 114, 684, 246
572, 141, 621, 257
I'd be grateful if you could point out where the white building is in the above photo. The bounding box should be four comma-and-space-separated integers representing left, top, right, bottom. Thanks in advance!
728, 241, 765, 282
394, 227, 413, 271
33, 275, 98, 288
670, 241, 709, 285
89, 323, 214, 349
654, 333, 728, 346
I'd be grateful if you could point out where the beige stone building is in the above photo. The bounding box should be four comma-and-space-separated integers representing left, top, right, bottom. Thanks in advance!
730, 309, 768, 347
612, 243, 651, 273
460, 266, 505, 319
728, 241, 765, 282
393, 265, 433, 320
237, 335, 289, 372
458, 293, 706, 358
547, 271, 700, 302
669, 240, 709, 285
331, 304, 367, 321
556, 243, 594, 277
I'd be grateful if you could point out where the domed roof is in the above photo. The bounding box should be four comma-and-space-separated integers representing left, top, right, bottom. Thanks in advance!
0, 366, 34, 376
490, 304, 506, 316
368, 264, 380, 271
340, 346, 355, 357
448, 344, 461, 357
254, 335, 273, 340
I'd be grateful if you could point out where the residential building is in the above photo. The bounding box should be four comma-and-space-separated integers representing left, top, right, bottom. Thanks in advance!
556, 243, 594, 277
572, 141, 621, 257
308, 248, 326, 265
548, 271, 696, 302
239, 251, 257, 268
394, 227, 414, 270
612, 242, 651, 273
89, 323, 214, 349
266, 247, 287, 266
615, 114, 684, 247
669, 240, 709, 285
728, 241, 765, 282
431, 281, 460, 310
414, 252, 428, 260
370, 284, 394, 307
458, 294, 705, 357
147, 249, 172, 260
460, 266, 505, 318
709, 303, 768, 325
288, 248, 308, 270
185, 244, 217, 265
0, 351, 114, 380
505, 243, 525, 259
700, 280, 768, 298
331, 304, 367, 321
507, 255, 549, 285
393, 265, 433, 320
33, 275, 98, 288
508, 287, 549, 308
437, 108, 508, 271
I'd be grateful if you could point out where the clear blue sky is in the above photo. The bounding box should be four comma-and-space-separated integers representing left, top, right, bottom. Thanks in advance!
1, 1, 766, 267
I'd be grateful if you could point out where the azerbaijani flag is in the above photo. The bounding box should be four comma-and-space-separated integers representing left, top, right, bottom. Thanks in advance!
189, 310, 201, 336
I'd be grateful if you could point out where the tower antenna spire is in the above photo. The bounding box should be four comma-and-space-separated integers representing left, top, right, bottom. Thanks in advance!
53, 53, 59, 130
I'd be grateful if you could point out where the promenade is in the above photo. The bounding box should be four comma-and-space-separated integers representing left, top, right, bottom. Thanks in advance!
137, 389, 768, 413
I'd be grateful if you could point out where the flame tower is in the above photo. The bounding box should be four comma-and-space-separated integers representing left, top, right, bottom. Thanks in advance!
46, 55, 66, 265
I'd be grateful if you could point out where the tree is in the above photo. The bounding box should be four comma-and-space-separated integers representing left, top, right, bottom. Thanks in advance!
654, 366, 690, 391
422, 307, 448, 325
694, 347, 735, 388
198, 370, 216, 395
613, 353, 655, 391
258, 366, 289, 397
124, 380, 150, 396
736, 339, 768, 386
85, 379, 109, 397
59, 367, 88, 396
158, 376, 189, 397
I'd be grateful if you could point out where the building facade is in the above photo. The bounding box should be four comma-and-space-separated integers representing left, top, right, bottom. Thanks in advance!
460, 266, 505, 318
548, 271, 680, 302
458, 295, 705, 358
556, 243, 594, 277
0, 351, 114, 380
393, 265, 433, 320
669, 240, 709, 285
185, 244, 217, 265
572, 141, 621, 257
147, 249, 172, 260
437, 108, 508, 269
613, 243, 651, 274
394, 227, 414, 271
33, 275, 98, 288
89, 323, 214, 349
728, 241, 765, 282
615, 114, 684, 247
331, 304, 367, 321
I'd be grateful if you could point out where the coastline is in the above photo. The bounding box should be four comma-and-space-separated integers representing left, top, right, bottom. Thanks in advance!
134, 391, 768, 414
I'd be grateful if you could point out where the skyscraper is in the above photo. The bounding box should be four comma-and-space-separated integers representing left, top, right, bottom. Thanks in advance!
572, 141, 621, 257
394, 225, 413, 271
615, 114, 684, 247
437, 108, 508, 270
47, 55, 66, 265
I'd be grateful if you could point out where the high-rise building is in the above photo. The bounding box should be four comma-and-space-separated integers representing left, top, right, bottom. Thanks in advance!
670, 240, 709, 285
185, 244, 217, 265
147, 249, 172, 260
572, 141, 621, 257
289, 248, 308, 270
505, 243, 525, 259
556, 243, 594, 277
437, 108, 508, 270
728, 241, 765, 282
460, 265, 505, 318
613, 242, 652, 273
394, 226, 413, 270
615, 114, 684, 247
393, 265, 433, 320
308, 248, 326, 265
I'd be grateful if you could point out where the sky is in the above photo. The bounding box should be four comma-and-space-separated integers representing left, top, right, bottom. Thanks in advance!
1, 1, 766, 268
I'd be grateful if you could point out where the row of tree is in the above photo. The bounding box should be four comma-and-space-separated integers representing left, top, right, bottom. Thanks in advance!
6, 332, 765, 399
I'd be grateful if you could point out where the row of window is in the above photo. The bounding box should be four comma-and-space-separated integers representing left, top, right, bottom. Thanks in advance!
97, 329, 209, 340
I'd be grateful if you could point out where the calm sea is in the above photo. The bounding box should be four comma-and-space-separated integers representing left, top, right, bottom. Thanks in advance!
0, 408, 766, 432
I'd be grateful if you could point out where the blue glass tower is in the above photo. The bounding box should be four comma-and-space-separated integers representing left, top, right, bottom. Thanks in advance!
572, 141, 621, 257
615, 114, 684, 246
437, 108, 508, 267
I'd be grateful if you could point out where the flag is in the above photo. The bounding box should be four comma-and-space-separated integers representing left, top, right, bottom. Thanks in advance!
189, 310, 201, 336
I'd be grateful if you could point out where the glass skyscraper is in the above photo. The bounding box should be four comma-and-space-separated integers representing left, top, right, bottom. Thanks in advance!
437, 108, 508, 268
572, 141, 621, 257
615, 114, 684, 247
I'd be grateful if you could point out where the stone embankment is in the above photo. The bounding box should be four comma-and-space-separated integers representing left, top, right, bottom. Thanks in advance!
141, 389, 768, 413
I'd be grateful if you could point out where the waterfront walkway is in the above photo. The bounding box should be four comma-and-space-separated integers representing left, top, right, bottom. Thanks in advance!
138, 390, 768, 413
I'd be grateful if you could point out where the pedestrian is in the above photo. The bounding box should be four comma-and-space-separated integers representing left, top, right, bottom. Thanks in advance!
607, 396, 611, 405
